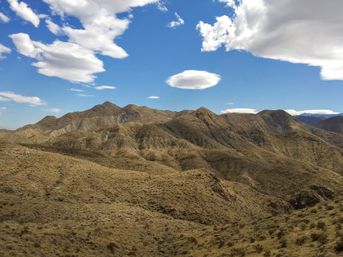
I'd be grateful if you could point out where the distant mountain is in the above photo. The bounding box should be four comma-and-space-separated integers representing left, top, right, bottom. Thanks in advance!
296, 113, 343, 126
317, 116, 343, 134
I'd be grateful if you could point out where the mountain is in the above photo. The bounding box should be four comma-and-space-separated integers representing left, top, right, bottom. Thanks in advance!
296, 113, 343, 126
1, 102, 343, 256
317, 116, 343, 134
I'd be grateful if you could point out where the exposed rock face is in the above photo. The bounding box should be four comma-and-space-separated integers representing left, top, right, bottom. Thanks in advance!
289, 185, 334, 209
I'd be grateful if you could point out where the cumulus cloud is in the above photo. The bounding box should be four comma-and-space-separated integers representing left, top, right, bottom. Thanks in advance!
42, 0, 158, 59
285, 109, 339, 116
10, 33, 105, 83
167, 70, 221, 90
197, 0, 343, 80
148, 96, 160, 99
167, 12, 184, 28
0, 44, 11, 59
0, 91, 46, 106
7, 0, 40, 27
221, 108, 258, 114
9, 0, 159, 83
95, 85, 116, 90
0, 12, 10, 23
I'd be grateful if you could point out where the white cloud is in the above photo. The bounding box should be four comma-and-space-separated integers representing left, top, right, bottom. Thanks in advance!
221, 108, 340, 116
45, 19, 62, 35
8, 0, 159, 83
0, 44, 11, 59
0, 12, 10, 23
10, 33, 105, 83
7, 0, 40, 27
148, 96, 160, 99
69, 88, 85, 93
285, 109, 339, 116
156, 1, 168, 12
221, 108, 258, 114
95, 85, 116, 90
42, 0, 158, 59
167, 12, 184, 28
197, 0, 343, 80
218, 0, 236, 8
167, 70, 221, 90
46, 107, 61, 113
0, 91, 46, 106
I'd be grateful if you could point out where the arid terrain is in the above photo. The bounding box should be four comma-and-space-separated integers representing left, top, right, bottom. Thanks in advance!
0, 102, 343, 257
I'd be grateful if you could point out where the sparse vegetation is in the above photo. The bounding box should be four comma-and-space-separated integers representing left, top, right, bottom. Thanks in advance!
0, 104, 343, 256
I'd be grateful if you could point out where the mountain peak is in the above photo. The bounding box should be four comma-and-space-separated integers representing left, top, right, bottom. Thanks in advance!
258, 110, 295, 134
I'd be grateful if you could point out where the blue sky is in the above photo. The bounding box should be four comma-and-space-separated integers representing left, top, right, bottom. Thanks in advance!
0, 0, 343, 129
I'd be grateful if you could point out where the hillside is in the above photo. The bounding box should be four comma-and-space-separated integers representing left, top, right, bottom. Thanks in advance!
1, 102, 343, 256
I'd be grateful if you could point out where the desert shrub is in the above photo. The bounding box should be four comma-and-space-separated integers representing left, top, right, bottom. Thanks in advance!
317, 221, 326, 230
310, 208, 318, 214
263, 250, 271, 257
230, 247, 246, 257
254, 244, 263, 253
227, 241, 234, 247
335, 240, 343, 252
277, 230, 285, 239
310, 232, 328, 244
295, 236, 307, 246
279, 238, 287, 248
326, 205, 334, 211
107, 242, 118, 254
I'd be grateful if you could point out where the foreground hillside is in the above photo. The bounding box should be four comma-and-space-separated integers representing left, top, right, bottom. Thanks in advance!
0, 143, 342, 257
0, 102, 343, 256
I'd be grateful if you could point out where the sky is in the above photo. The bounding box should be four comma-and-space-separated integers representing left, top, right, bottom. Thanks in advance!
0, 0, 343, 129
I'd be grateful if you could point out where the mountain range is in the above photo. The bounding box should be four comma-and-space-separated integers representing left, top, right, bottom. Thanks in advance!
0, 102, 343, 257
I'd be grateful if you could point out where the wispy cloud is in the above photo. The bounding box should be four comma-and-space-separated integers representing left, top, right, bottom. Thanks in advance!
69, 88, 85, 93
75, 93, 94, 97
148, 96, 160, 99
0, 44, 11, 59
0, 12, 10, 23
167, 12, 184, 28
0, 91, 46, 106
95, 85, 116, 90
